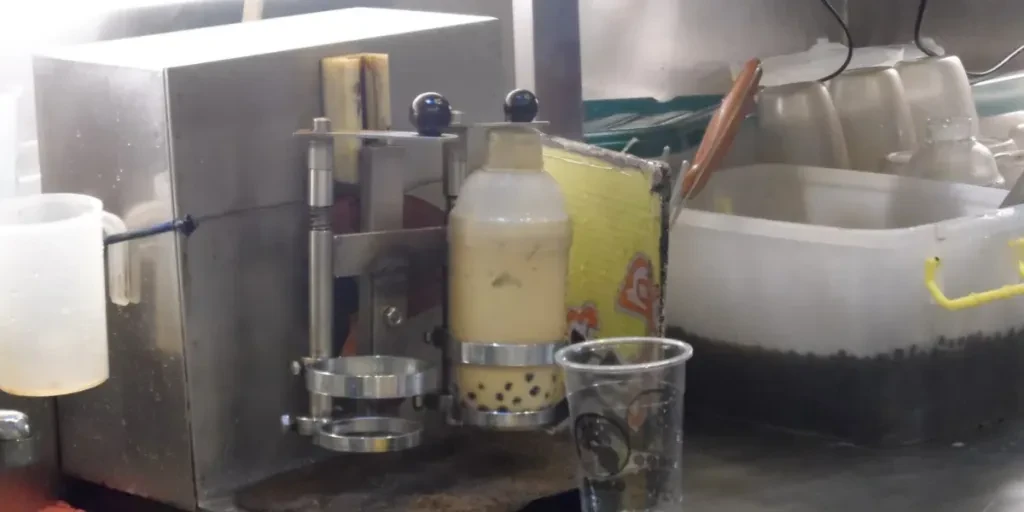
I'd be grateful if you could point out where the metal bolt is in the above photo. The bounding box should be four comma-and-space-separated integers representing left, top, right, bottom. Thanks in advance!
0, 410, 31, 440
290, 361, 303, 375
312, 117, 331, 133
424, 327, 447, 347
280, 414, 296, 434
383, 306, 404, 327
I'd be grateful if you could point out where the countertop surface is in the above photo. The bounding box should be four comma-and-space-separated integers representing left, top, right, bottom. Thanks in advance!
630, 418, 1024, 512
78, 419, 1024, 512
224, 430, 577, 512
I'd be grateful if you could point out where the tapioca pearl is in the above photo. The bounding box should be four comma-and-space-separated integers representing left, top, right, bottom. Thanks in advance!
457, 366, 560, 410
525, 373, 535, 382
505, 382, 513, 391
530, 385, 541, 396
468, 392, 477, 401
495, 393, 505, 402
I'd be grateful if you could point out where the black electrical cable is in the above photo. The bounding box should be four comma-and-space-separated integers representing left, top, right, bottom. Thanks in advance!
915, 0, 1024, 78
818, 0, 853, 82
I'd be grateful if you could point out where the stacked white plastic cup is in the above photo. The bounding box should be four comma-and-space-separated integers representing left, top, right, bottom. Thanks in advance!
0, 90, 16, 199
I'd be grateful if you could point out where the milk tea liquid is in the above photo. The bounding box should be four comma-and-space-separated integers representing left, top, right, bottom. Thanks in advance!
448, 128, 571, 413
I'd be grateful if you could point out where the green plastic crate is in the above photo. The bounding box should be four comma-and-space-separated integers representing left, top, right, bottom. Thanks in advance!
582, 94, 723, 158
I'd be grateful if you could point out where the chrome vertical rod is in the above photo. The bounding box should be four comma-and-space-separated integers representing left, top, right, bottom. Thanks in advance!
308, 117, 334, 419
442, 126, 468, 202
439, 132, 466, 400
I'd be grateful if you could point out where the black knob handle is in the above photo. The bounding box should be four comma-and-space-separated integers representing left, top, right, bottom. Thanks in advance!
409, 92, 452, 137
504, 89, 539, 123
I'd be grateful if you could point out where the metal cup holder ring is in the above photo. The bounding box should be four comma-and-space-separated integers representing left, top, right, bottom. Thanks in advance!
305, 355, 439, 399
315, 416, 423, 453
448, 338, 570, 430
303, 355, 439, 453
455, 400, 569, 431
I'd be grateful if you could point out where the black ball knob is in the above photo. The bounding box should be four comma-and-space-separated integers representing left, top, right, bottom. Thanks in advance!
409, 92, 452, 137
504, 89, 539, 123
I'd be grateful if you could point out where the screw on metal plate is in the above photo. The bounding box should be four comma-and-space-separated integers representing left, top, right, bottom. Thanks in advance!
382, 306, 404, 327
290, 360, 303, 376
424, 327, 447, 348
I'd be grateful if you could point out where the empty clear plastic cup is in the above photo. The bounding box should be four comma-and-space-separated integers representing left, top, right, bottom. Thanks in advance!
555, 337, 693, 512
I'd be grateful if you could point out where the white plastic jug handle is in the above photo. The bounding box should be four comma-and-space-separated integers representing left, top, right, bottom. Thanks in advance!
100, 211, 138, 306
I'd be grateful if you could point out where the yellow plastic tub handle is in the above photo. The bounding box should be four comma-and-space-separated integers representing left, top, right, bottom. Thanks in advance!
925, 239, 1024, 311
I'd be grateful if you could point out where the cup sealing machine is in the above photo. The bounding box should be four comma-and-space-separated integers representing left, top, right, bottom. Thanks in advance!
282, 89, 570, 453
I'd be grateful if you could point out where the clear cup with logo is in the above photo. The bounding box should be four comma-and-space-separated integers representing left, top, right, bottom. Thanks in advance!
556, 337, 692, 512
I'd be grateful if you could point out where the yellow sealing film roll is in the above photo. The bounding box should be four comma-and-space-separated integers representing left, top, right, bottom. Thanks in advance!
541, 137, 668, 345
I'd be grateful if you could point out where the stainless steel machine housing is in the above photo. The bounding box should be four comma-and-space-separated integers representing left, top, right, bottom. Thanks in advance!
287, 91, 569, 451
33, 8, 509, 510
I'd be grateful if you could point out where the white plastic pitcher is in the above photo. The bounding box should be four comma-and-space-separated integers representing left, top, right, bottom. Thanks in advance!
0, 194, 135, 397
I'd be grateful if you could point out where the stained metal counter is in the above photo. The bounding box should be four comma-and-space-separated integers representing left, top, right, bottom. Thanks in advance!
528, 418, 1024, 512
222, 419, 1024, 511
66, 418, 1024, 511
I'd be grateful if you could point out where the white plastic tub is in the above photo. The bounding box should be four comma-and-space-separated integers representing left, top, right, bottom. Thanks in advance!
667, 164, 1024, 445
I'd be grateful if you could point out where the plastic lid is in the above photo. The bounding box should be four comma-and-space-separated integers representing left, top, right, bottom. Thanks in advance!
486, 127, 543, 171
808, 37, 847, 56
901, 38, 945, 61
752, 39, 904, 87
927, 117, 973, 142
451, 128, 568, 226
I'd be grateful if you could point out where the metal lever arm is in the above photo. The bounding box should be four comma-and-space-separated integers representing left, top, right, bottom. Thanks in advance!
294, 129, 457, 143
